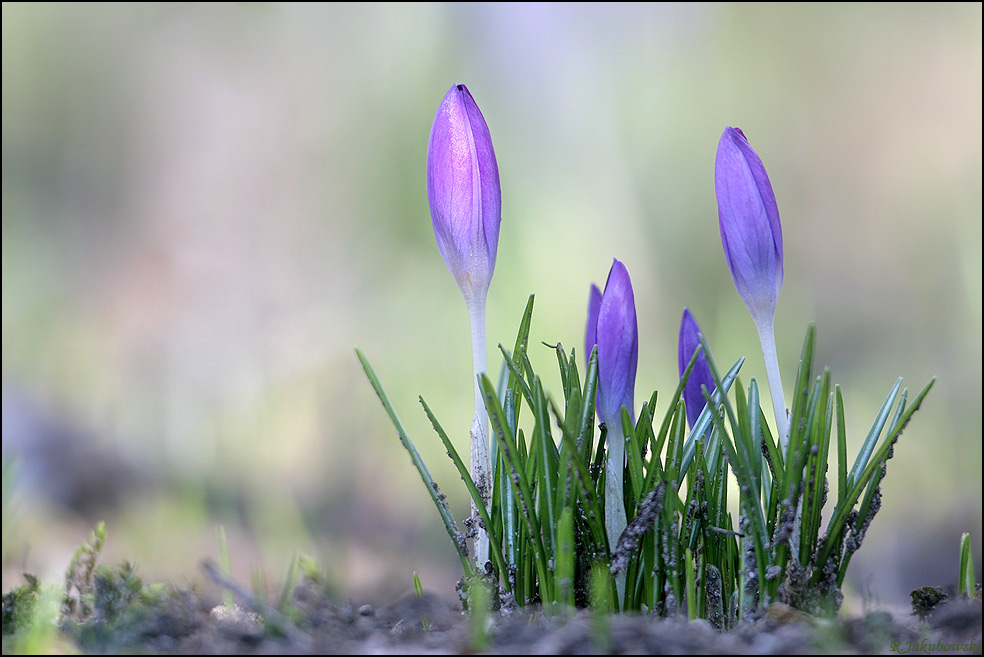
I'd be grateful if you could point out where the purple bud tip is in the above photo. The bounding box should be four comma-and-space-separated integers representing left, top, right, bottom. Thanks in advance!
595, 259, 638, 428
715, 127, 783, 324
427, 84, 501, 301
678, 307, 716, 430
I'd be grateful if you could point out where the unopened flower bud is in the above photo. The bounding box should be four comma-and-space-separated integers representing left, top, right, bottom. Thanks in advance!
678, 307, 715, 430
715, 126, 783, 326
427, 84, 501, 303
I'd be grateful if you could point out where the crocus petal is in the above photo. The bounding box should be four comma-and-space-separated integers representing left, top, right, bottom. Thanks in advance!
427, 84, 501, 301
596, 259, 638, 427
584, 283, 603, 420
678, 307, 716, 430
715, 127, 783, 324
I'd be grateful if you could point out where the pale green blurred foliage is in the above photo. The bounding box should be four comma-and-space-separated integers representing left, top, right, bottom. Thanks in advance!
2, 4, 980, 604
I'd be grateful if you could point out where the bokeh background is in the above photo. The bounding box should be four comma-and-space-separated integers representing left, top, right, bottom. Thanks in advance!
3, 3, 981, 611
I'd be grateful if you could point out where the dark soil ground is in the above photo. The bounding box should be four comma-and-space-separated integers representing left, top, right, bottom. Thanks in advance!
126, 592, 983, 655
6, 562, 981, 655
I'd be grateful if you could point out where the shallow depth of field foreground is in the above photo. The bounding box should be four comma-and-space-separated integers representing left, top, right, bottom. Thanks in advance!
2, 3, 982, 655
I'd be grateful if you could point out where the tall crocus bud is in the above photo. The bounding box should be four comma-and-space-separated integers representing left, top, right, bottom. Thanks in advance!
584, 283, 602, 418
678, 307, 715, 431
590, 258, 637, 606
427, 84, 501, 303
715, 126, 789, 450
427, 84, 501, 567
715, 127, 783, 323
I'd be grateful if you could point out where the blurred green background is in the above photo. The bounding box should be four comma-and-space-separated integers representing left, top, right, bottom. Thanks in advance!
2, 3, 981, 610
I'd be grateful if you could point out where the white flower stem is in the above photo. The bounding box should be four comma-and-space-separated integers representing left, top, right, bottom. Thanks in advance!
756, 315, 804, 559
467, 294, 491, 569
754, 317, 789, 456
605, 422, 627, 607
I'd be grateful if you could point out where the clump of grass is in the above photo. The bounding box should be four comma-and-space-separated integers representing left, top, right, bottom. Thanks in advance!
358, 299, 934, 625
64, 520, 107, 620
2, 574, 66, 654
3, 522, 167, 653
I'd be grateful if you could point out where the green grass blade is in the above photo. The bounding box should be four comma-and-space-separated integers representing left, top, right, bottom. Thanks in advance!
759, 405, 784, 480
500, 294, 537, 445
276, 553, 299, 614
578, 345, 600, 459
356, 349, 472, 572
812, 382, 834, 554
564, 349, 584, 440
813, 377, 935, 584
556, 507, 576, 607
495, 297, 537, 582
782, 325, 818, 498
768, 325, 818, 590
215, 525, 234, 610
495, 437, 519, 579
665, 401, 687, 486
510, 295, 536, 374
480, 373, 552, 601
800, 370, 832, 566
679, 358, 745, 479
533, 378, 559, 557
835, 385, 847, 508
498, 344, 535, 411
685, 547, 697, 620
590, 561, 613, 650
699, 339, 771, 606
748, 379, 763, 495
848, 377, 902, 486
758, 406, 783, 535
640, 390, 659, 459
420, 396, 512, 592
733, 379, 756, 495
958, 533, 975, 599
623, 406, 645, 504
549, 398, 609, 559
545, 340, 570, 392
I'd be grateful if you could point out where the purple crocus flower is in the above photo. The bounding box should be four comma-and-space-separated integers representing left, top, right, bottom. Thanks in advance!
588, 258, 637, 603
595, 259, 638, 428
678, 307, 715, 430
426, 84, 501, 567
427, 84, 501, 302
715, 127, 783, 326
715, 126, 789, 450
